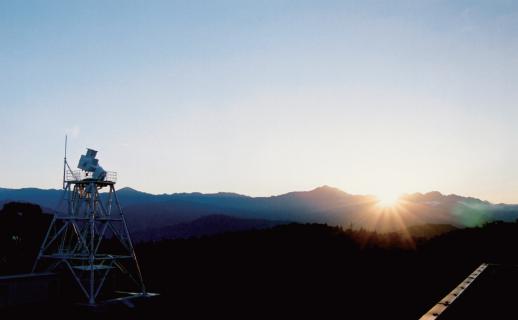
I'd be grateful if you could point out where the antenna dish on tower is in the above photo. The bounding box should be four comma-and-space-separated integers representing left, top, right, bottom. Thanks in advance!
63, 148, 116, 183
77, 148, 107, 181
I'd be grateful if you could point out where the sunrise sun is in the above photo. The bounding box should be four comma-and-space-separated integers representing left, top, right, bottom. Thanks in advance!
376, 192, 402, 208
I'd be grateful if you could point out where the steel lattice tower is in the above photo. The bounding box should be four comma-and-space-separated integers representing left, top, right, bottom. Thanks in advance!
32, 146, 148, 305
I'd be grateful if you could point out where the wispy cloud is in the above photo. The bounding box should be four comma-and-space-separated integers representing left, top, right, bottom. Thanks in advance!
66, 125, 80, 138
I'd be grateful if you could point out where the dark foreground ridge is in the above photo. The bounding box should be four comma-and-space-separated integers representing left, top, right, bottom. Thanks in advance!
2, 202, 518, 319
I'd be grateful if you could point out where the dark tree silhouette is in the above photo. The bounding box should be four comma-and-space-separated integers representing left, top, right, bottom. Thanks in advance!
0, 202, 52, 274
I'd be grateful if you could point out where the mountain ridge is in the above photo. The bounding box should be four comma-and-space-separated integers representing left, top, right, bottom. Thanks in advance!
0, 185, 504, 204
1, 185, 517, 236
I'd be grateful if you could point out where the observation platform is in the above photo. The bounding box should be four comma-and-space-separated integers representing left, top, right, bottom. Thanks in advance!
65, 170, 117, 185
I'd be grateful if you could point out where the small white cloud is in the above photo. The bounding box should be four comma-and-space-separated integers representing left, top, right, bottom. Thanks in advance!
66, 125, 81, 138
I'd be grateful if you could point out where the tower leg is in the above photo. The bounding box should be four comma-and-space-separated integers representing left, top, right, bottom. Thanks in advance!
114, 185, 147, 293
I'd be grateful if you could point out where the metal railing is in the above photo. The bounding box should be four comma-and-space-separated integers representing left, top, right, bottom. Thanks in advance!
65, 170, 118, 183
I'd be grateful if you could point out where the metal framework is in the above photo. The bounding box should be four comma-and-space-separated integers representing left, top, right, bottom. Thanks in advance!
32, 144, 147, 305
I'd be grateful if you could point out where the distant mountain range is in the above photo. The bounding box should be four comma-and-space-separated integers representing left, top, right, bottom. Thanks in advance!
1, 186, 518, 239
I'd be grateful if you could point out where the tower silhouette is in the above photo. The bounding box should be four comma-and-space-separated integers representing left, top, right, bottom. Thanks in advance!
33, 146, 148, 305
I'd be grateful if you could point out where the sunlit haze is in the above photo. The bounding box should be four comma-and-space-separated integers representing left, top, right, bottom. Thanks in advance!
2, 1, 518, 203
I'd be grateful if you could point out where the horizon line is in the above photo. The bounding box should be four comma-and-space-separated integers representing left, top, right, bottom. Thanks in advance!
0, 184, 512, 205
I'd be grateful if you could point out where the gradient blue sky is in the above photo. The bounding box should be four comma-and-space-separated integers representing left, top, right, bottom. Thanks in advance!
1, 1, 518, 203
